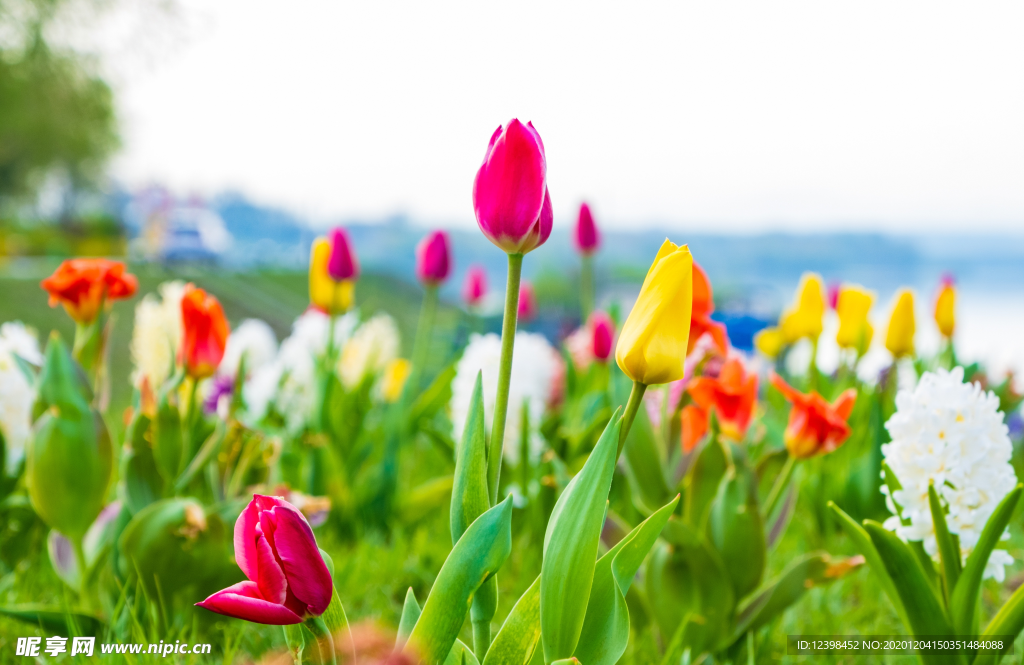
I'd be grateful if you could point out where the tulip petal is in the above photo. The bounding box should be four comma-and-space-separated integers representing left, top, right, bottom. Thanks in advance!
196, 581, 303, 625
269, 504, 333, 616
255, 534, 288, 605
233, 499, 261, 582
831, 389, 858, 421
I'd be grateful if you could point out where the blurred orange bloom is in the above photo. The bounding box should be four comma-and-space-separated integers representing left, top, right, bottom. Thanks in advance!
40, 258, 138, 324
687, 262, 728, 355
681, 357, 758, 452
180, 284, 230, 379
770, 373, 856, 459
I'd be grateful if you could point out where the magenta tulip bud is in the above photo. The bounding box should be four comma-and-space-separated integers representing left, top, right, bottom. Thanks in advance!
518, 281, 537, 321
327, 227, 359, 281
590, 311, 614, 362
574, 202, 600, 255
416, 230, 451, 285
472, 119, 552, 255
196, 495, 333, 625
463, 265, 488, 307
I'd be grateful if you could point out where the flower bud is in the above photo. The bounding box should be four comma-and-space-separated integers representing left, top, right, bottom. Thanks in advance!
462, 265, 488, 308
180, 284, 230, 379
573, 202, 600, 255
835, 284, 875, 355
309, 238, 355, 315
885, 289, 916, 358
934, 276, 955, 338
589, 311, 614, 362
518, 281, 537, 322
327, 227, 359, 281
415, 230, 451, 285
780, 273, 825, 343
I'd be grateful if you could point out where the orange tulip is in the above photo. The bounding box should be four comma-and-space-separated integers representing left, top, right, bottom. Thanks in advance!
687, 263, 728, 355
40, 259, 138, 324
681, 357, 758, 452
180, 284, 230, 379
770, 373, 856, 458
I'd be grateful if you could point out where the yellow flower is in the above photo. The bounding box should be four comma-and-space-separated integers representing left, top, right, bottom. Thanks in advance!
934, 281, 955, 338
780, 273, 825, 343
885, 289, 916, 358
615, 239, 693, 385
379, 358, 411, 403
309, 238, 354, 315
754, 326, 785, 359
835, 285, 875, 356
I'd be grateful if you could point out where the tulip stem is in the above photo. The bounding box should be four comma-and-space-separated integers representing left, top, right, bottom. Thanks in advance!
488, 252, 523, 505
580, 253, 594, 320
407, 284, 439, 400
764, 453, 797, 518
72, 537, 90, 605
618, 380, 648, 456
305, 615, 337, 665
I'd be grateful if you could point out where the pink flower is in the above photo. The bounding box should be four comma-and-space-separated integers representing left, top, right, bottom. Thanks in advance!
415, 230, 451, 285
518, 281, 537, 321
827, 281, 840, 311
463, 265, 488, 307
196, 495, 333, 625
472, 119, 552, 255
573, 202, 600, 255
327, 227, 359, 281
590, 311, 614, 362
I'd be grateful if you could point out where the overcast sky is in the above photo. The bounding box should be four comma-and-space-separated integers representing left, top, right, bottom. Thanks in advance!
108, 1, 1024, 232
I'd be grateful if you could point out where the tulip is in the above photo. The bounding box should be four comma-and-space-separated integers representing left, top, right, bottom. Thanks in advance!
40, 258, 138, 325
415, 230, 452, 285
589, 311, 614, 362
885, 289, 916, 358
770, 373, 856, 459
681, 405, 709, 453
835, 285, 875, 356
196, 495, 333, 625
517, 281, 538, 322
753, 326, 784, 359
688, 262, 728, 355
780, 273, 825, 343
327, 227, 359, 281
681, 357, 758, 452
463, 265, 488, 308
180, 284, 230, 379
573, 202, 600, 255
379, 358, 412, 403
310, 234, 356, 315
472, 119, 552, 256
934, 276, 956, 338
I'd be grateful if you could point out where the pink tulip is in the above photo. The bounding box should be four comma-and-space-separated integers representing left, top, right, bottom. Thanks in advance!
574, 202, 600, 255
327, 227, 359, 281
518, 281, 537, 321
826, 281, 840, 311
472, 119, 552, 255
463, 265, 488, 307
590, 311, 614, 362
416, 230, 451, 285
196, 495, 333, 625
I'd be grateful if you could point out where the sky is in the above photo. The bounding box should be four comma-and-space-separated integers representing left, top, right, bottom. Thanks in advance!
104, 1, 1024, 232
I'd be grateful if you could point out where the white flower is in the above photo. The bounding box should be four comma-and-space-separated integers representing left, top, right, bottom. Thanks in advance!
339, 314, 400, 390
130, 281, 186, 389
450, 332, 561, 465
0, 322, 41, 471
882, 366, 1017, 580
220, 319, 278, 378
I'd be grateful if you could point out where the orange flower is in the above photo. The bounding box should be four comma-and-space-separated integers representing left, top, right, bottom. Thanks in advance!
40, 259, 138, 324
681, 357, 758, 452
180, 284, 230, 379
687, 262, 728, 355
770, 373, 856, 458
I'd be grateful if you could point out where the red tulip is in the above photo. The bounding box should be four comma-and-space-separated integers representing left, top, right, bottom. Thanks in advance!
681, 357, 758, 451
573, 202, 600, 255
463, 265, 488, 307
40, 259, 138, 324
590, 311, 614, 362
180, 284, 230, 379
472, 119, 552, 255
687, 262, 728, 355
415, 230, 451, 285
196, 495, 333, 625
518, 281, 537, 321
327, 227, 359, 281
770, 373, 857, 458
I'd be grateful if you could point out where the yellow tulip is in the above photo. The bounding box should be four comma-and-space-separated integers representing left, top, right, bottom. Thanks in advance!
885, 289, 916, 358
780, 273, 825, 343
615, 239, 693, 385
754, 326, 785, 359
380, 358, 412, 403
309, 238, 354, 314
934, 281, 955, 338
835, 285, 874, 355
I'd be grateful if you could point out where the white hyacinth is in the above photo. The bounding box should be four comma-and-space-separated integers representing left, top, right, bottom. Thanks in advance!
339, 314, 400, 390
882, 367, 1018, 581
450, 332, 561, 465
130, 281, 186, 390
220, 319, 278, 379
0, 322, 41, 471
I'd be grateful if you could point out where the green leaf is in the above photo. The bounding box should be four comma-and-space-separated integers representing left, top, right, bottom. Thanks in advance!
950, 484, 1023, 637
973, 580, 1024, 665
0, 605, 104, 636
151, 391, 184, 485
684, 436, 727, 528
707, 462, 766, 600
321, 587, 354, 661
452, 373, 491, 544
929, 482, 960, 605
406, 497, 514, 665
573, 495, 680, 665
540, 409, 622, 662
175, 420, 226, 491
444, 639, 481, 665
398, 587, 422, 645
482, 577, 541, 665
621, 403, 670, 511
120, 414, 163, 515
409, 362, 458, 427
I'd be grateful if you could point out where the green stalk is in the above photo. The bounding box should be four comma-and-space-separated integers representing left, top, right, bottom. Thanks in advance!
617, 380, 648, 456
807, 336, 819, 392
72, 537, 91, 610
580, 253, 594, 320
764, 453, 797, 518
487, 253, 523, 505
304, 616, 337, 665
406, 284, 439, 400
